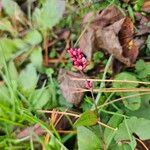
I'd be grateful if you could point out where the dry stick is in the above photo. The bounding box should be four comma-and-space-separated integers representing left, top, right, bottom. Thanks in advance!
97, 92, 150, 109
37, 110, 116, 131
71, 88, 150, 93
43, 32, 49, 66
57, 130, 76, 134
71, 77, 150, 85
135, 138, 149, 150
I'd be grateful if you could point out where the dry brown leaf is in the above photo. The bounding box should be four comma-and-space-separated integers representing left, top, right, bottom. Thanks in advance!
142, 1, 150, 13
119, 17, 139, 63
58, 69, 85, 106
96, 18, 131, 66
135, 13, 150, 36
79, 5, 124, 61
79, 5, 143, 66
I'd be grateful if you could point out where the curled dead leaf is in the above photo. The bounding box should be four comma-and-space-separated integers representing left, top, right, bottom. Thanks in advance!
58, 69, 85, 106
79, 5, 144, 66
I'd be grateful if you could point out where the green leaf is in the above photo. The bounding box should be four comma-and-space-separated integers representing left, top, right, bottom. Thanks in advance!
0, 38, 17, 68
127, 94, 150, 120
74, 110, 98, 127
30, 47, 43, 70
113, 72, 140, 110
121, 92, 141, 111
18, 64, 38, 95
77, 126, 102, 150
8, 61, 18, 89
135, 59, 150, 79
31, 89, 50, 109
134, 0, 144, 11
115, 117, 150, 142
104, 111, 123, 149
23, 30, 43, 45
32, 0, 65, 30
2, 0, 25, 23
113, 72, 138, 88
93, 51, 104, 63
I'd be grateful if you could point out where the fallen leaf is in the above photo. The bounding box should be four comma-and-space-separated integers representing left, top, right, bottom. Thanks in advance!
119, 17, 138, 63
58, 69, 85, 106
96, 18, 131, 66
79, 5, 144, 66
79, 5, 124, 61
142, 1, 150, 13
135, 13, 150, 36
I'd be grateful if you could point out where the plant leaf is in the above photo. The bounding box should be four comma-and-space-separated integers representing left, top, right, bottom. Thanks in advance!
74, 110, 98, 127
2, 0, 25, 23
113, 72, 141, 110
77, 126, 102, 150
113, 72, 138, 88
30, 47, 43, 70
31, 89, 50, 109
0, 38, 17, 68
18, 64, 38, 95
104, 111, 123, 149
115, 117, 150, 142
23, 30, 43, 45
32, 0, 65, 30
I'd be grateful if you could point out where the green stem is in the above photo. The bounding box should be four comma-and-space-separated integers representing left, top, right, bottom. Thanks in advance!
92, 55, 113, 109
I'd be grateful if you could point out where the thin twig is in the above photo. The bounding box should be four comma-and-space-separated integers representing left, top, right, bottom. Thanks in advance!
38, 110, 116, 131
97, 92, 150, 109
71, 88, 150, 93
135, 138, 149, 150
70, 78, 150, 85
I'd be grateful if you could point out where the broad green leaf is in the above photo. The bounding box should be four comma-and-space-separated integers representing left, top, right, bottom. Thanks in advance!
121, 92, 141, 111
74, 110, 98, 127
77, 126, 102, 150
135, 59, 150, 79
30, 47, 43, 70
31, 89, 50, 109
113, 72, 138, 88
32, 0, 65, 30
18, 64, 38, 95
23, 30, 43, 45
115, 117, 150, 142
2, 0, 25, 23
127, 94, 150, 120
104, 111, 123, 149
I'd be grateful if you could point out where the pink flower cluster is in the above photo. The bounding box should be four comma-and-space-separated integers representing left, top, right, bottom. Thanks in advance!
68, 48, 87, 71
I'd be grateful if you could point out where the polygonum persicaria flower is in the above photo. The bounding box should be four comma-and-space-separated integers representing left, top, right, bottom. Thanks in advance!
85, 80, 93, 89
68, 48, 87, 71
